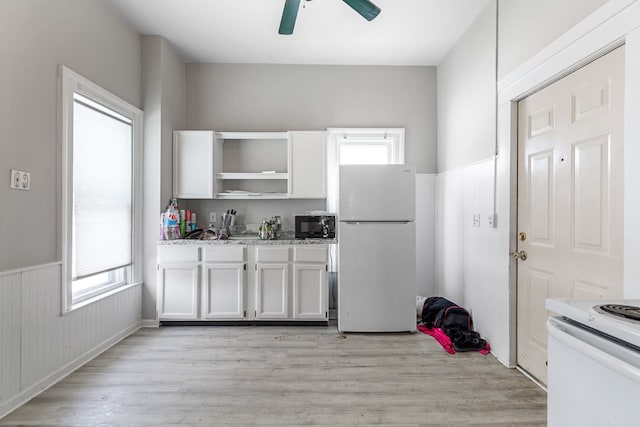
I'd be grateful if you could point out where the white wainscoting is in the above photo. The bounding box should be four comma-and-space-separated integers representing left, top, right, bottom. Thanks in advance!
0, 263, 141, 418
416, 174, 436, 297
437, 158, 509, 363
436, 168, 465, 304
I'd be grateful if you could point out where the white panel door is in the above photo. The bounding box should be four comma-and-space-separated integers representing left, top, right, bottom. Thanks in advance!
517, 46, 625, 385
202, 263, 245, 320
292, 263, 327, 320
288, 131, 327, 198
157, 263, 199, 320
255, 263, 289, 319
173, 130, 214, 198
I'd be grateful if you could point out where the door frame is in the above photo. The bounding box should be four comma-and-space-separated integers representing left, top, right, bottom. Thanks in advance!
497, 0, 640, 367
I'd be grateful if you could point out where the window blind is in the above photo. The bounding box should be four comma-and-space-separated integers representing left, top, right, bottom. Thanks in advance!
72, 94, 132, 280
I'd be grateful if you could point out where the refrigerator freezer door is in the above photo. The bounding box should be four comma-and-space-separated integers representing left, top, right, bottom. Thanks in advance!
339, 164, 415, 222
338, 221, 416, 332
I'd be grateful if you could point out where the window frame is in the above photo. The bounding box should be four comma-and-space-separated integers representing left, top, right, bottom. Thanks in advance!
59, 65, 143, 313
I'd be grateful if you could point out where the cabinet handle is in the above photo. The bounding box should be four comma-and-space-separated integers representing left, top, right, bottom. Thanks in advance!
244, 310, 246, 318
244, 263, 247, 271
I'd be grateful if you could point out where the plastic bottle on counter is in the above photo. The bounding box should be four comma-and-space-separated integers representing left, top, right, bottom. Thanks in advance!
163, 199, 181, 240
191, 212, 197, 231
180, 209, 186, 236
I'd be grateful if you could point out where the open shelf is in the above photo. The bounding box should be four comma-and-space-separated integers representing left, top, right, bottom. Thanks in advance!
216, 172, 288, 180
216, 192, 290, 199
213, 132, 289, 199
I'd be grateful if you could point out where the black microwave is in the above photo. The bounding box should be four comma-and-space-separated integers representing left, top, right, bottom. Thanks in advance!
295, 214, 336, 239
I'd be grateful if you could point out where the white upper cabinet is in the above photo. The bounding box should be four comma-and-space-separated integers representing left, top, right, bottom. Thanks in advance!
172, 130, 327, 199
288, 131, 327, 199
173, 130, 215, 198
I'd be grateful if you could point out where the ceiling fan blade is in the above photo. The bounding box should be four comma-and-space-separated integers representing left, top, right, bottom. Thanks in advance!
279, 0, 301, 35
342, 0, 381, 21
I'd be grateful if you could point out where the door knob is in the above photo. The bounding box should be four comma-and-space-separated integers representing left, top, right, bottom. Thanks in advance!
511, 250, 527, 261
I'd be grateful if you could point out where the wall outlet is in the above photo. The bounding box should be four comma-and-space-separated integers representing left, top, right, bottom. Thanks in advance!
487, 213, 497, 228
209, 212, 216, 223
10, 169, 30, 190
473, 213, 480, 227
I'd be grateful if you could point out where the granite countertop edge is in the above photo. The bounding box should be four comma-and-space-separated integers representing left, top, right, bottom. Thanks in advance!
158, 238, 337, 246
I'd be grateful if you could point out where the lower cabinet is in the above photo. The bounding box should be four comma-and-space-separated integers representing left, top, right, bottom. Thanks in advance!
292, 263, 327, 320
255, 262, 289, 319
202, 246, 247, 320
157, 246, 200, 320
203, 263, 246, 319
157, 243, 329, 322
255, 245, 328, 321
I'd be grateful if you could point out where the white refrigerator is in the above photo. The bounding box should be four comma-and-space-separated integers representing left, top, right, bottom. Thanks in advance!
337, 164, 416, 333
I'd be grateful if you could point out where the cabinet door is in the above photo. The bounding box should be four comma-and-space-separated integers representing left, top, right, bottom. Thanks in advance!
157, 263, 199, 320
173, 130, 214, 198
288, 131, 327, 198
202, 263, 246, 320
255, 263, 289, 319
292, 263, 327, 320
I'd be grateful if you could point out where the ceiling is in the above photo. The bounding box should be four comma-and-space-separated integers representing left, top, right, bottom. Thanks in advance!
104, 0, 490, 66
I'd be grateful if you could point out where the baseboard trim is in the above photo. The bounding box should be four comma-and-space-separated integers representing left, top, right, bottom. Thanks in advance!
141, 319, 160, 328
0, 321, 141, 419
159, 320, 330, 327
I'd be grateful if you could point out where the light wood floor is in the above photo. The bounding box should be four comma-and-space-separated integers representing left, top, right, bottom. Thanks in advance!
1, 325, 546, 426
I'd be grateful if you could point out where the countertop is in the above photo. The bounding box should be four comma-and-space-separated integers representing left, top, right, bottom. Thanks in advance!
159, 230, 336, 245
158, 237, 336, 246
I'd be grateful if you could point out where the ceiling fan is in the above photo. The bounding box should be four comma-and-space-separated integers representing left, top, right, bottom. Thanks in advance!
278, 0, 381, 35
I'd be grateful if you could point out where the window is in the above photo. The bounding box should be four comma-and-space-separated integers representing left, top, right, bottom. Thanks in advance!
60, 66, 143, 311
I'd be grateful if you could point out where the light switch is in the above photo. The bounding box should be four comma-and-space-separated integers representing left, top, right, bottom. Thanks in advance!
10, 169, 30, 191
473, 214, 480, 227
487, 213, 497, 228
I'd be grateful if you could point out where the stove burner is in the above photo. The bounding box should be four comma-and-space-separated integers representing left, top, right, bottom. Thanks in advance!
598, 304, 640, 321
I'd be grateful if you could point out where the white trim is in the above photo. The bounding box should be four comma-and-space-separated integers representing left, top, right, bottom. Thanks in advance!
499, 0, 640, 104
64, 281, 142, 313
141, 319, 161, 328
58, 65, 144, 314
497, 0, 640, 366
0, 261, 62, 278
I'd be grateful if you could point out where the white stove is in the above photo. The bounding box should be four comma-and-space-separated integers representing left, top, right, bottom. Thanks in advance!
546, 298, 640, 348
545, 298, 640, 427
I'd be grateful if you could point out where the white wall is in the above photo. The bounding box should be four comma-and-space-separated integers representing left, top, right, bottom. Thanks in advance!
142, 36, 186, 321
437, 0, 640, 366
0, 0, 144, 416
416, 174, 436, 296
435, 0, 509, 360
436, 159, 510, 360
186, 64, 438, 174
497, 0, 608, 79
0, 0, 141, 272
437, 1, 497, 172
